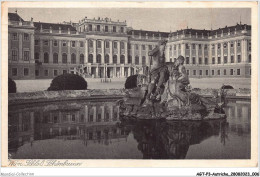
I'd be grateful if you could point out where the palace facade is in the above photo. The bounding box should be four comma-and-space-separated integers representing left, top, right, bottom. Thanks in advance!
8, 12, 251, 80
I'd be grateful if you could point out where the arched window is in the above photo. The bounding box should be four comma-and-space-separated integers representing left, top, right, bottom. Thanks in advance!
248, 54, 251, 63
113, 55, 117, 64
34, 52, 39, 59
142, 56, 146, 65
53, 53, 58, 64
97, 54, 101, 63
128, 55, 132, 63
97, 41, 101, 48
44, 52, 49, 63
88, 54, 93, 63
135, 56, 139, 64
120, 42, 124, 49
105, 54, 109, 63
80, 54, 84, 64
71, 53, 76, 64
89, 40, 93, 48
120, 55, 125, 64
62, 53, 67, 64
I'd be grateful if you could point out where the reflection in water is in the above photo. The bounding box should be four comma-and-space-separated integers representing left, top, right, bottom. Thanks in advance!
8, 99, 250, 159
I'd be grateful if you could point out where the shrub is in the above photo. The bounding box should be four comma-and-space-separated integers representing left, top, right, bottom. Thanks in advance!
8, 78, 16, 93
125, 74, 138, 89
47, 73, 88, 91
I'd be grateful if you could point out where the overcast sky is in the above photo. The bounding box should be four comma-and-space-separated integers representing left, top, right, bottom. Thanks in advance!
9, 8, 251, 32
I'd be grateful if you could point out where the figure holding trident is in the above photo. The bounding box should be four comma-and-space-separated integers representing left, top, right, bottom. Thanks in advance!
143, 39, 169, 106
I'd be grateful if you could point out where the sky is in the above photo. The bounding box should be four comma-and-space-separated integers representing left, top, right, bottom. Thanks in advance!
9, 8, 251, 32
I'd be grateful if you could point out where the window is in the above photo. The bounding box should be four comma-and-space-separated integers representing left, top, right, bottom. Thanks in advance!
120, 55, 125, 64
174, 45, 177, 50
224, 69, 226, 75
113, 26, 116, 32
63, 70, 67, 74
113, 55, 117, 64
199, 70, 202, 76
53, 53, 58, 64
186, 70, 189, 75
71, 53, 76, 64
89, 40, 93, 48
23, 51, 29, 61
43, 52, 49, 63
80, 54, 84, 64
170, 58, 172, 62
212, 44, 215, 50
97, 54, 101, 63
44, 70, 49, 76
186, 57, 189, 64
248, 41, 251, 51
35, 70, 39, 76
97, 41, 101, 48
192, 57, 196, 64
89, 24, 92, 31
53, 40, 58, 47
54, 70, 58, 76
135, 45, 139, 50
34, 52, 39, 59
121, 42, 125, 50
113, 42, 117, 49
248, 54, 251, 63
231, 56, 234, 63
212, 57, 215, 64
142, 45, 145, 50
128, 55, 132, 63
105, 41, 109, 48
105, 26, 108, 32
218, 57, 221, 64
135, 56, 139, 64
199, 44, 201, 49
35, 39, 39, 46
237, 69, 240, 75
237, 55, 241, 63
120, 27, 124, 33
44, 40, 49, 46
62, 53, 67, 64
97, 25, 100, 31
12, 68, 17, 76
205, 58, 208, 65
105, 55, 109, 63
80, 41, 84, 47
185, 44, 189, 50
231, 42, 234, 48
24, 33, 29, 41
12, 33, 18, 40
205, 70, 209, 76
230, 69, 233, 75
224, 56, 227, 63
142, 56, 146, 65
223, 43, 227, 48
88, 54, 93, 63
199, 58, 202, 64
193, 70, 196, 76
24, 68, 29, 76
204, 45, 208, 50
11, 50, 18, 61
149, 45, 152, 50
218, 43, 221, 49
62, 41, 66, 47
71, 41, 76, 47
217, 70, 220, 75
237, 41, 241, 47
212, 70, 215, 75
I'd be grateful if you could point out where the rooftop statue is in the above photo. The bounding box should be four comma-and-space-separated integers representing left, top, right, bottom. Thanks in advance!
119, 40, 227, 121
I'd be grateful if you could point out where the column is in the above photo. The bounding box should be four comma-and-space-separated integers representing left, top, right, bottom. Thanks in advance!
30, 112, 34, 131
117, 41, 120, 64
243, 39, 248, 63
121, 65, 125, 77
181, 43, 185, 56
189, 44, 192, 64
76, 41, 80, 64
93, 40, 97, 63
58, 40, 62, 63
202, 44, 205, 64
128, 67, 131, 76
131, 44, 135, 64
109, 105, 113, 122
221, 43, 224, 64
84, 106, 88, 123
96, 65, 99, 78
30, 34, 34, 60
234, 41, 237, 63
215, 43, 218, 63
49, 40, 53, 63
100, 106, 105, 122
109, 41, 113, 64
145, 45, 149, 65
139, 44, 142, 65
93, 106, 97, 122
19, 33, 23, 60
85, 39, 88, 63
101, 40, 105, 63
227, 42, 231, 63
195, 44, 199, 64
176, 43, 179, 57
124, 41, 128, 64
209, 44, 212, 64
67, 40, 71, 63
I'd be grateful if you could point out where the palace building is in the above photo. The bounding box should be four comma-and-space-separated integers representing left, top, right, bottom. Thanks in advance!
8, 12, 251, 80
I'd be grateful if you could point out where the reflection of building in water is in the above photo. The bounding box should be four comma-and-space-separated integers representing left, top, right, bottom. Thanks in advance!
225, 101, 250, 135
8, 102, 128, 153
126, 119, 227, 159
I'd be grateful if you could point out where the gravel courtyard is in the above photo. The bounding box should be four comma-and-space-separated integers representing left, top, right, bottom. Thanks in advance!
13, 77, 251, 93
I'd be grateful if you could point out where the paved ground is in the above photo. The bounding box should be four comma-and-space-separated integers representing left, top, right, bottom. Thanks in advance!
14, 77, 251, 93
